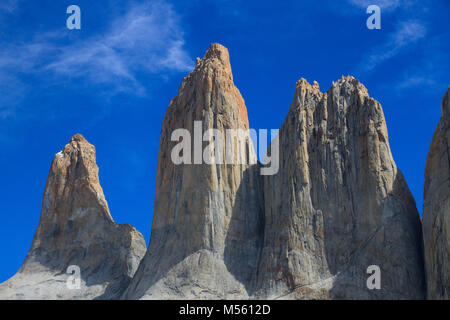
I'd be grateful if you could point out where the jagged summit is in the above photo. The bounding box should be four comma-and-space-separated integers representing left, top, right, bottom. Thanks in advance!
178, 43, 248, 128
295, 78, 321, 91
203, 43, 231, 66
46, 133, 113, 223
289, 75, 372, 115
332, 75, 370, 97
290, 77, 323, 112
0, 134, 146, 300
69, 133, 88, 143
192, 43, 232, 76
295, 75, 369, 94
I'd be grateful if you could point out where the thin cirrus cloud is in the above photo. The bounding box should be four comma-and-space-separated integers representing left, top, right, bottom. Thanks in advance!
0, 0, 194, 112
394, 32, 449, 92
347, 0, 446, 93
0, 0, 19, 13
46, 1, 194, 91
348, 0, 402, 12
358, 20, 426, 73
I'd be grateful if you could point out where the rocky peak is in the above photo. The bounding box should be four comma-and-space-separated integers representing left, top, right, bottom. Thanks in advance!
70, 133, 87, 143
290, 78, 323, 112
178, 43, 248, 129
188, 43, 232, 82
44, 133, 113, 225
202, 43, 231, 70
0, 134, 146, 300
332, 75, 370, 98
256, 75, 425, 299
123, 43, 263, 300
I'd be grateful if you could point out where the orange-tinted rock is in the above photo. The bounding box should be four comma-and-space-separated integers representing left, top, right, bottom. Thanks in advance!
123, 44, 264, 299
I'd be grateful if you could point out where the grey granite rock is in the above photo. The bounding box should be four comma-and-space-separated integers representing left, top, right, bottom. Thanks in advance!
423, 87, 450, 300
0, 134, 146, 300
123, 44, 264, 299
255, 77, 426, 299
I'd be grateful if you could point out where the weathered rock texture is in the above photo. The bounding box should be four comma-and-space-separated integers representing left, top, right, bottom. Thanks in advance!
255, 77, 426, 299
423, 87, 450, 300
0, 134, 146, 300
123, 43, 264, 299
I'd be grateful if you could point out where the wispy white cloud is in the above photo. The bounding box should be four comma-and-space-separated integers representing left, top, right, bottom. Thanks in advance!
358, 20, 426, 73
396, 76, 436, 90
46, 1, 193, 90
393, 33, 449, 92
330, 0, 408, 16
349, 0, 448, 95
0, 0, 19, 13
348, 0, 402, 12
0, 0, 193, 110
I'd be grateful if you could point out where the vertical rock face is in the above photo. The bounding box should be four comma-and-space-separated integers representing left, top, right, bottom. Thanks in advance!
256, 77, 425, 299
0, 134, 146, 300
423, 87, 450, 300
124, 44, 264, 299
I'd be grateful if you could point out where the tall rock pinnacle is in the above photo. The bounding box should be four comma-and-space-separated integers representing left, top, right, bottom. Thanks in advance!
256, 76, 426, 299
123, 43, 264, 299
423, 87, 450, 300
0, 134, 146, 299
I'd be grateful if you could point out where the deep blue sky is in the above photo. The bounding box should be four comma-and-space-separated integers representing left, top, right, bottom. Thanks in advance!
0, 0, 449, 282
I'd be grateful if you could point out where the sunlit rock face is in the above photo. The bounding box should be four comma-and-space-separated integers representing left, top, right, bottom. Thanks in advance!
255, 77, 426, 299
0, 134, 146, 300
423, 87, 450, 300
123, 44, 264, 300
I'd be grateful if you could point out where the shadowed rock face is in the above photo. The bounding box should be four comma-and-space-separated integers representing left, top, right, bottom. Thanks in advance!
123, 43, 264, 300
0, 134, 146, 300
256, 77, 426, 299
423, 87, 450, 300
